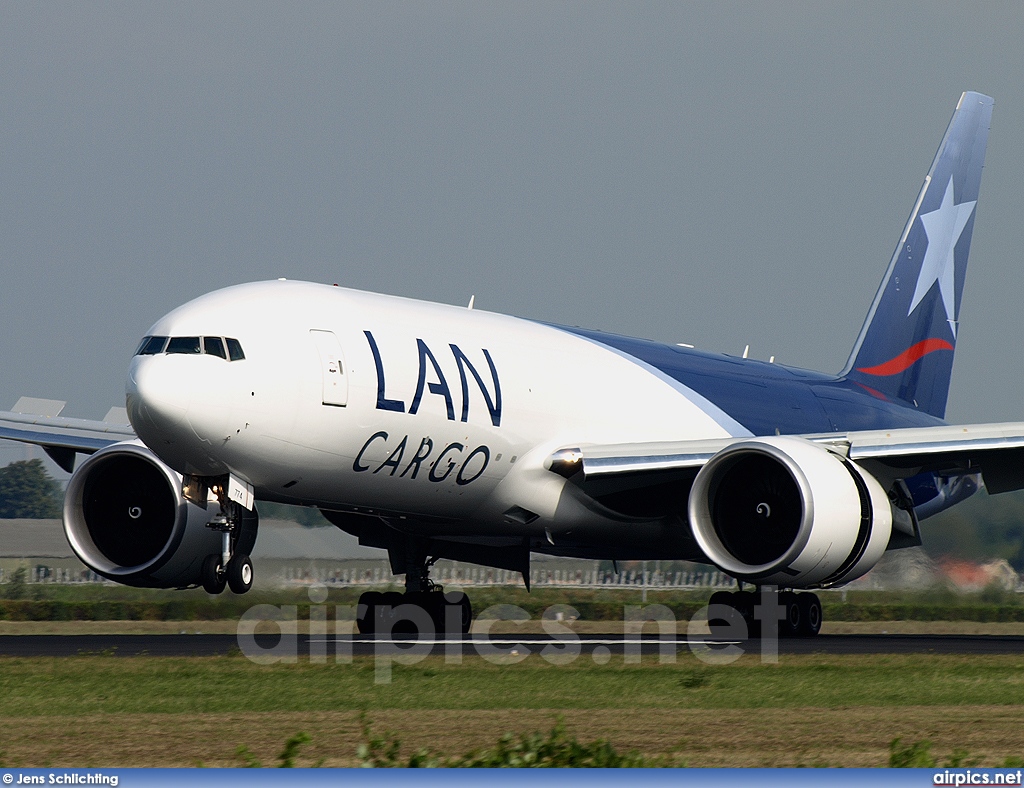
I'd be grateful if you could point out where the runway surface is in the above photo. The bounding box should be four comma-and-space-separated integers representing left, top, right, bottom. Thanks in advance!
0, 632, 1022, 657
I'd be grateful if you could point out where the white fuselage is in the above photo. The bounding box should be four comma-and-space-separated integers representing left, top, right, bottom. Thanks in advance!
126, 280, 737, 544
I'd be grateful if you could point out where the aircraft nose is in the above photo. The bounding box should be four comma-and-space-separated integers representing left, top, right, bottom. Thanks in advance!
126, 356, 192, 446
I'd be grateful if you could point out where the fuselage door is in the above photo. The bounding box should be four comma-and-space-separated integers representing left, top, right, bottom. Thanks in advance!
309, 329, 348, 407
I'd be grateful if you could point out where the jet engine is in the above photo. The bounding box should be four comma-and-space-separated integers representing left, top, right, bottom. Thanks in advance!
63, 441, 254, 588
688, 436, 892, 587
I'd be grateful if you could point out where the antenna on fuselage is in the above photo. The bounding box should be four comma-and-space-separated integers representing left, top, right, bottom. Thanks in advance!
467, 295, 475, 310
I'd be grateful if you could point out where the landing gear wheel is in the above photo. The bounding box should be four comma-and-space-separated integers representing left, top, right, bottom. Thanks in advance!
201, 554, 226, 595
389, 591, 444, 635
707, 591, 749, 638
780, 591, 802, 638
356, 591, 382, 635
735, 590, 761, 639
226, 554, 253, 594
797, 593, 822, 637
379, 591, 407, 633
421, 589, 446, 630
440, 591, 472, 635
418, 591, 445, 636
458, 593, 472, 635
707, 591, 734, 629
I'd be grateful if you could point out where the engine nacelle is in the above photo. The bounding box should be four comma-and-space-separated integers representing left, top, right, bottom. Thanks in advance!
63, 441, 243, 588
688, 436, 891, 588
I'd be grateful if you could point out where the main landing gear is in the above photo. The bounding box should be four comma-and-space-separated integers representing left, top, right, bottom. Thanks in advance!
356, 556, 472, 636
201, 499, 254, 595
708, 588, 822, 638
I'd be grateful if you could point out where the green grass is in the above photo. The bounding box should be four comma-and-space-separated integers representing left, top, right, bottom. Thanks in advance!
1, 653, 1023, 767
2, 653, 1024, 717
3, 584, 1024, 622
356, 715, 659, 767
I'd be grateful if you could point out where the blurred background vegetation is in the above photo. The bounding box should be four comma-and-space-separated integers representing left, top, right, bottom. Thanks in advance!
0, 459, 62, 519
920, 488, 1024, 570
0, 459, 1022, 623
3, 459, 1021, 567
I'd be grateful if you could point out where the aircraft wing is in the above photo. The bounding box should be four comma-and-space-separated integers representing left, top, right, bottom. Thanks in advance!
0, 398, 136, 472
550, 421, 1024, 494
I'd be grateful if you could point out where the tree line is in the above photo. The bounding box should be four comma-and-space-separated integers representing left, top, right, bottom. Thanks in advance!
0, 459, 62, 519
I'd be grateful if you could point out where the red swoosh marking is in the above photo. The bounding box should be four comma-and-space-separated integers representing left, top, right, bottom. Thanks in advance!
852, 381, 890, 401
856, 338, 954, 376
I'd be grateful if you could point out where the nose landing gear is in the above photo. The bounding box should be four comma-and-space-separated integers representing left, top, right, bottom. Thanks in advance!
201, 496, 256, 595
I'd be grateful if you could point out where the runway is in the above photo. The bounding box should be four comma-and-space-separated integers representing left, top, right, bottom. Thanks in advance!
0, 632, 1022, 657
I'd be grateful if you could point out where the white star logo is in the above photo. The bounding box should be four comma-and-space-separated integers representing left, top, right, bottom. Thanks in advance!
907, 176, 976, 337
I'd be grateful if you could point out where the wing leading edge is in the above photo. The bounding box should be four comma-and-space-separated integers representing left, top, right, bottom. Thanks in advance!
0, 401, 136, 472
550, 422, 1024, 495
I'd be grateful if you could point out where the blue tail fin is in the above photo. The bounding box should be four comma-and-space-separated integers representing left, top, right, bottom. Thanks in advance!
842, 92, 993, 418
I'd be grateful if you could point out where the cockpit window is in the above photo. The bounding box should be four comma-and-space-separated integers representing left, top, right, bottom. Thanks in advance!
226, 338, 245, 361
135, 336, 169, 356
166, 336, 202, 354
135, 335, 244, 361
203, 337, 227, 359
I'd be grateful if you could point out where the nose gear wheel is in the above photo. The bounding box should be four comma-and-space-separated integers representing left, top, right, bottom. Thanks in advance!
200, 489, 257, 595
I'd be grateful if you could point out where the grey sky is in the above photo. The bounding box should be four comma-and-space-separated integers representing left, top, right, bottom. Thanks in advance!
2, 0, 1023, 472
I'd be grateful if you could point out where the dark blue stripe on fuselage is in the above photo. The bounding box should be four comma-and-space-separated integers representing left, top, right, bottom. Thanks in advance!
554, 325, 945, 435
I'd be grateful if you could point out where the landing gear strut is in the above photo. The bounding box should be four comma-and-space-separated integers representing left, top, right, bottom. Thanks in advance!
356, 554, 472, 636
708, 588, 821, 638
201, 496, 255, 595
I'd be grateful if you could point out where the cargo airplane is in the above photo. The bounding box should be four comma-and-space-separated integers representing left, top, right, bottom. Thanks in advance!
1, 91, 1018, 637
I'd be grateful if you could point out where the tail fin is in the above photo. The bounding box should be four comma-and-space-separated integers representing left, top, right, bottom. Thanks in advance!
842, 91, 993, 418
